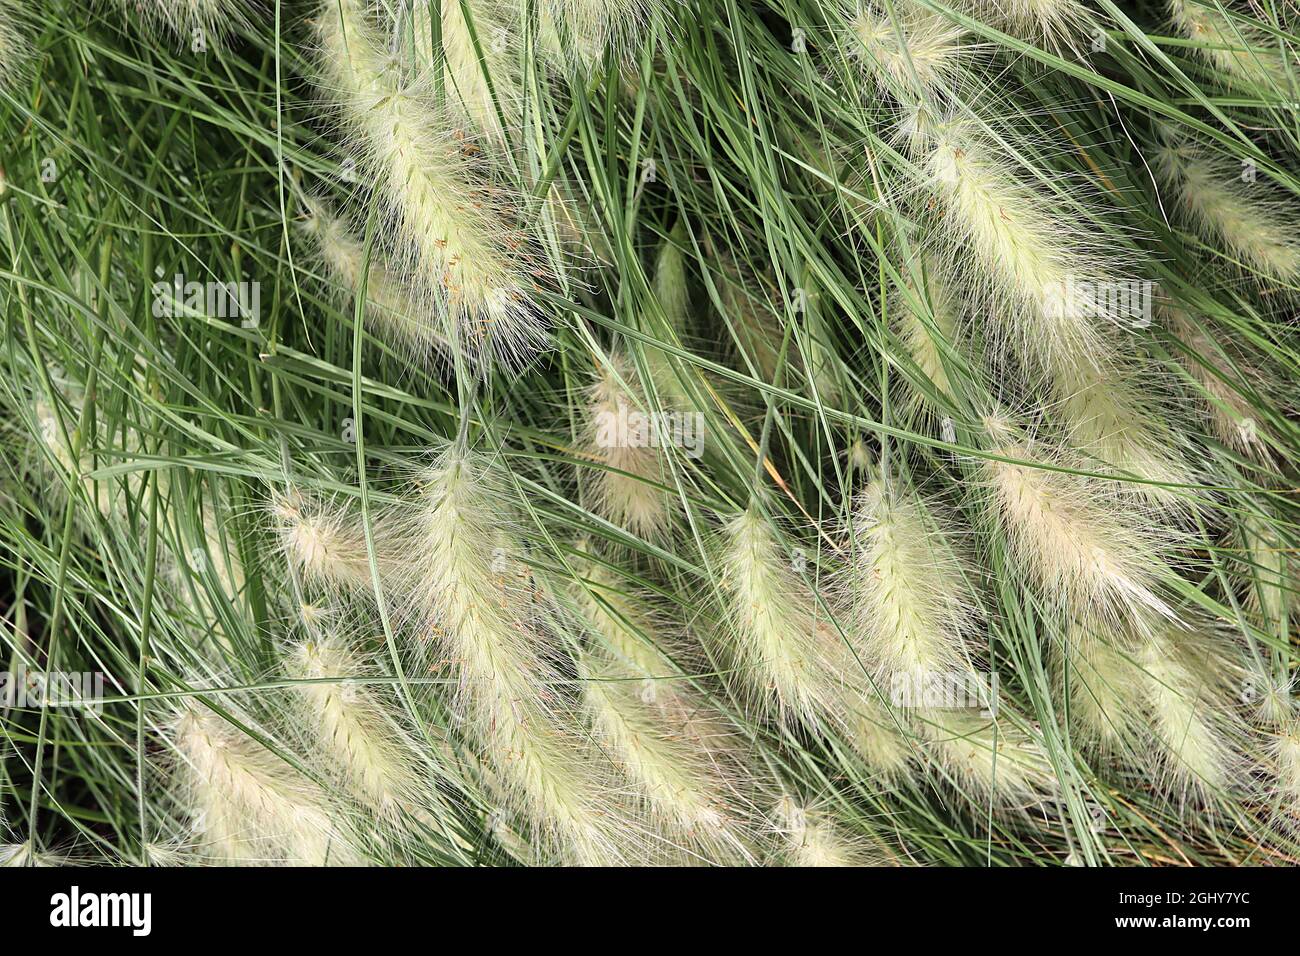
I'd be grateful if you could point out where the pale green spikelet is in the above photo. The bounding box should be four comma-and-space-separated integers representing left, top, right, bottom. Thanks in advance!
845, 0, 973, 94
981, 413, 1178, 630
298, 197, 448, 362
582, 351, 674, 538
774, 796, 890, 866
569, 550, 767, 862
403, 0, 522, 148
315, 0, 548, 371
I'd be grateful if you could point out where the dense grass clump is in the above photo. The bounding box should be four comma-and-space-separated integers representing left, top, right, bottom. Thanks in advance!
1, 0, 1298, 866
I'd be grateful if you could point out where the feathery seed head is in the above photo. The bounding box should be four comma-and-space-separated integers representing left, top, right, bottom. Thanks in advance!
1135, 631, 1241, 799
114, 0, 251, 45
0, 0, 28, 88
654, 222, 691, 334
269, 489, 381, 594
1164, 304, 1277, 461
894, 264, 963, 417
718, 507, 910, 773
1060, 620, 1150, 756
1166, 0, 1295, 88
847, 1, 973, 94
1271, 719, 1300, 808
0, 842, 65, 867
539, 0, 671, 68
405, 0, 523, 148
298, 197, 448, 362
1049, 355, 1199, 510
578, 641, 761, 863
395, 447, 633, 864
172, 704, 359, 865
1156, 136, 1300, 282
567, 548, 766, 862
914, 118, 1125, 378
1065, 618, 1249, 801
918, 709, 1059, 806
982, 417, 1178, 630
774, 796, 887, 866
315, 0, 550, 373
849, 477, 978, 680
287, 634, 426, 819
960, 0, 1095, 51
582, 352, 674, 538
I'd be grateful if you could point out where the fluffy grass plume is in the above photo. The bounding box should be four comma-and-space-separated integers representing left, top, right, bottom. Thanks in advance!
171, 704, 358, 865
569, 551, 766, 862
908, 113, 1127, 378
581, 351, 675, 537
845, 0, 973, 93
1049, 356, 1198, 506
114, 0, 252, 43
270, 488, 384, 595
916, 710, 1058, 807
774, 796, 888, 867
1166, 0, 1295, 89
1156, 136, 1300, 283
1062, 619, 1246, 799
404, 0, 522, 147
315, 0, 547, 370
9, 0, 1300, 871
848, 477, 1057, 805
981, 414, 1178, 629
893, 264, 963, 417
540, 0, 670, 66
847, 477, 976, 679
0, 0, 27, 88
298, 197, 448, 361
959, 0, 1095, 49
1165, 304, 1277, 460
718, 506, 909, 773
393, 447, 630, 864
287, 632, 424, 817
